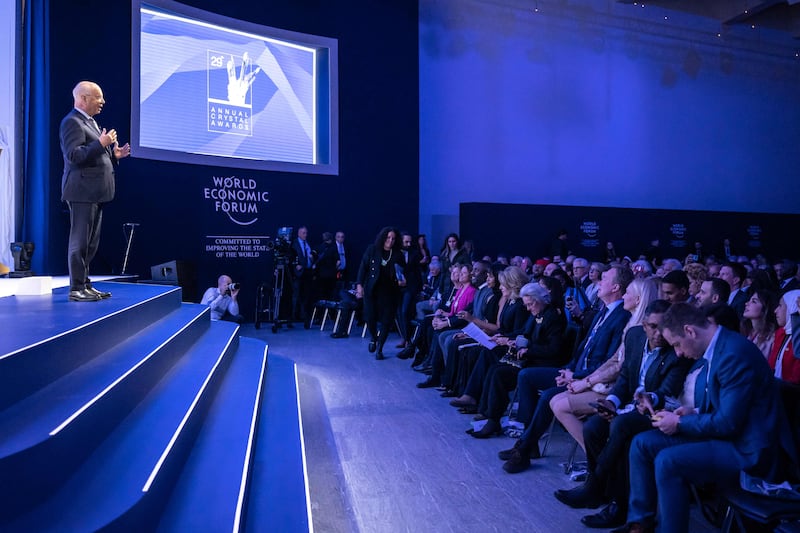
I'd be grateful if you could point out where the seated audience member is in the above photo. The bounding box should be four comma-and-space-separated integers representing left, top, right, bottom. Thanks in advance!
584, 262, 605, 305
748, 267, 780, 294
439, 266, 529, 396
660, 258, 683, 273
659, 270, 690, 304
543, 261, 560, 277
769, 289, 800, 384
742, 288, 779, 358
549, 278, 659, 451
683, 262, 707, 304
621, 303, 794, 533
463, 283, 566, 437
414, 261, 493, 382
410, 263, 476, 366
553, 300, 691, 529
693, 278, 730, 309
435, 264, 503, 391
201, 274, 244, 322
498, 266, 634, 473
415, 259, 443, 320
707, 262, 721, 278
520, 256, 534, 276
719, 262, 749, 318
571, 258, 591, 290
530, 259, 547, 282
776, 259, 800, 292
704, 302, 741, 333
630, 259, 653, 280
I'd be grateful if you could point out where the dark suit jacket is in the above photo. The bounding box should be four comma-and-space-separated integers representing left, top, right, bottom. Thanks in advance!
356, 244, 406, 296
678, 327, 797, 479
607, 326, 690, 409
314, 242, 338, 279
522, 305, 567, 368
402, 248, 423, 293
60, 109, 116, 203
729, 288, 749, 318
566, 302, 631, 379
292, 238, 314, 277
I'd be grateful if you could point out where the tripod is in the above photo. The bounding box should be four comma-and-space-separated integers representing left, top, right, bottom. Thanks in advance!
254, 259, 293, 332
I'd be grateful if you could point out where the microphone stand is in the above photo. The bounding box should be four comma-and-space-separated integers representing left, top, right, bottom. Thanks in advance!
121, 223, 140, 274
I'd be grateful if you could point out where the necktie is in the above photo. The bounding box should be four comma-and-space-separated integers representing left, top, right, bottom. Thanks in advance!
338, 243, 345, 269
576, 306, 608, 370
89, 117, 101, 134
693, 358, 710, 411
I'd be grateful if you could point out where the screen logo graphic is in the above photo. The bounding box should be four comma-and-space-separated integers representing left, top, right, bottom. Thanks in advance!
208, 50, 259, 135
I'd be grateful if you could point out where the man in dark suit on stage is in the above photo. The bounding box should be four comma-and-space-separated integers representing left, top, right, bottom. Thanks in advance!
554, 300, 691, 529
618, 303, 796, 533
60, 81, 130, 302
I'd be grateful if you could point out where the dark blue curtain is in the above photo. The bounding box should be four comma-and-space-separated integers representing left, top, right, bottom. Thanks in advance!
22, 0, 50, 274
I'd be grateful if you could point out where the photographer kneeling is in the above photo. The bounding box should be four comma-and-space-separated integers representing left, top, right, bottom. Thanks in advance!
201, 274, 244, 323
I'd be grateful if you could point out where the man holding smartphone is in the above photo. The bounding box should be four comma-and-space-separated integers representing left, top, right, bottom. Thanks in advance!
554, 300, 691, 529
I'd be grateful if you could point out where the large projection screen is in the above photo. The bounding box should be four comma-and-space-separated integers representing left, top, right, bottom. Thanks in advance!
132, 0, 338, 174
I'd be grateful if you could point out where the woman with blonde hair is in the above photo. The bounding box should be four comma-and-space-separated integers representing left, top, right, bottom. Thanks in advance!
548, 277, 658, 451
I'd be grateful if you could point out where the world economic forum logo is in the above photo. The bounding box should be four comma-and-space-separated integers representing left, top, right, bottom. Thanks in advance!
207, 50, 260, 136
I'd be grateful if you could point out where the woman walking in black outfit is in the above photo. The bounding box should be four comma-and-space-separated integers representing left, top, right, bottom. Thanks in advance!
356, 227, 406, 359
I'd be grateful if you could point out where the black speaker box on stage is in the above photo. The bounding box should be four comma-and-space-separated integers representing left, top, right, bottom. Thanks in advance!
147, 260, 197, 302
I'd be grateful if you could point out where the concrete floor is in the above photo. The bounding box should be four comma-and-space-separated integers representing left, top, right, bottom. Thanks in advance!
241, 323, 720, 533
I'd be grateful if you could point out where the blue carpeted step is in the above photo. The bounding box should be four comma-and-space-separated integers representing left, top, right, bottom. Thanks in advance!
245, 354, 311, 533
2, 320, 241, 533
155, 337, 269, 532
0, 304, 211, 519
0, 283, 183, 410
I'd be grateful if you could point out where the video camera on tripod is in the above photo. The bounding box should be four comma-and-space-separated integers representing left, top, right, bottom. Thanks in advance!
265, 226, 294, 264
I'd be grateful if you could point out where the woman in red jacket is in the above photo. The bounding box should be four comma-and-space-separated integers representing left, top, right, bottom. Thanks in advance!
768, 289, 800, 384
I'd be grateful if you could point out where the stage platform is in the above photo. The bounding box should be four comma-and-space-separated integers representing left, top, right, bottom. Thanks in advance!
0, 281, 311, 532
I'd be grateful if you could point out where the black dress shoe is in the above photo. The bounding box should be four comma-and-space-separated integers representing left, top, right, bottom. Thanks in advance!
440, 390, 457, 398
69, 289, 101, 302
303, 321, 311, 329
469, 419, 501, 439
581, 502, 625, 529
458, 405, 479, 414
86, 286, 111, 299
554, 482, 604, 509
502, 448, 531, 474
368, 340, 377, 353
498, 440, 540, 461
449, 398, 476, 408
397, 346, 415, 359
331, 332, 349, 338
417, 377, 438, 388
375, 351, 384, 360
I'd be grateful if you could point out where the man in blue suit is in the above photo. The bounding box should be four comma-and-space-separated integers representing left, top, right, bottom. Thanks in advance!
619, 303, 793, 533
60, 81, 130, 301
500, 266, 634, 473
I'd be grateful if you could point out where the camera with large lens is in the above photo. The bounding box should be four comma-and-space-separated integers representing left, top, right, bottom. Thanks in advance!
268, 226, 295, 266
229, 282, 240, 291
